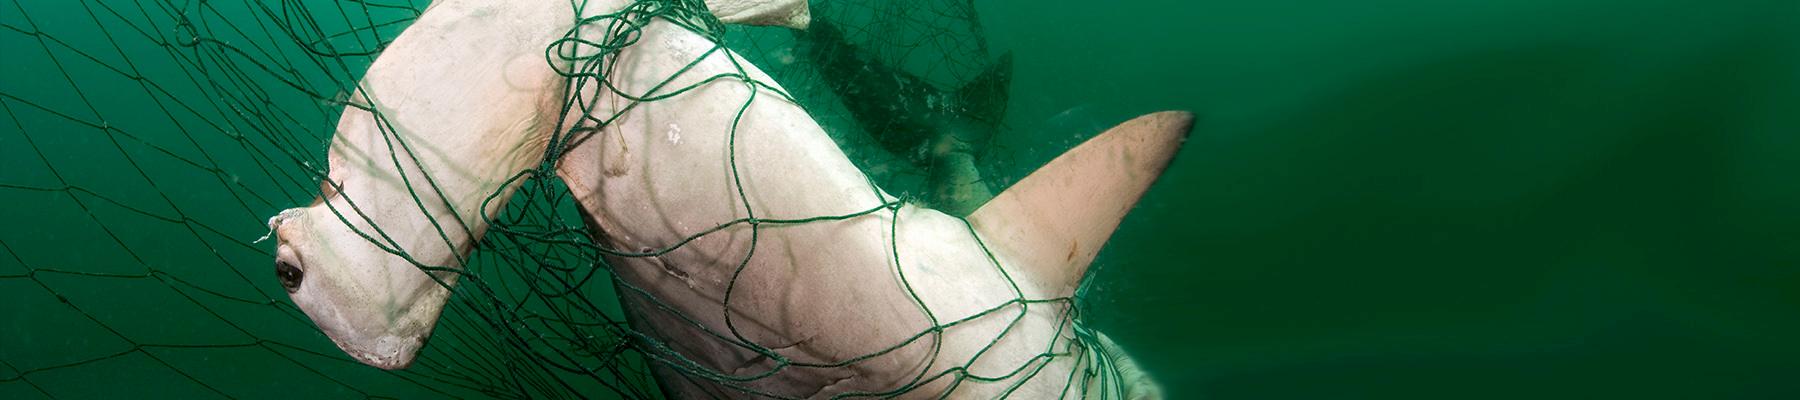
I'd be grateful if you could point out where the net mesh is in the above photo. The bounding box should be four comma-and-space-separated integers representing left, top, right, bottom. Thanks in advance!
726, 0, 1017, 210
0, 0, 1118, 398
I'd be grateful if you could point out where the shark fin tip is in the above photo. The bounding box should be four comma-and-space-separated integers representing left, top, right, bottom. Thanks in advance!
968, 110, 1194, 294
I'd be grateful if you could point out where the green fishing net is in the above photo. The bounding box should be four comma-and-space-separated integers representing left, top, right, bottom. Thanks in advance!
0, 0, 1120, 398
727, 0, 1017, 213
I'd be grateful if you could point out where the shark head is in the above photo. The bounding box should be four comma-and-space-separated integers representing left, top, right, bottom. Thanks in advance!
264, 0, 813, 371
265, 0, 570, 370
268, 81, 565, 369
269, 195, 453, 370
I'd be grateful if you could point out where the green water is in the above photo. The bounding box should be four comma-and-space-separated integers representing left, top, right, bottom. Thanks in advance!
1044, 1, 1800, 398
3, 0, 1798, 398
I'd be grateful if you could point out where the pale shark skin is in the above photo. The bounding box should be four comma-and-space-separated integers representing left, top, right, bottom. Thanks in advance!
707, 0, 810, 28
268, 0, 1182, 398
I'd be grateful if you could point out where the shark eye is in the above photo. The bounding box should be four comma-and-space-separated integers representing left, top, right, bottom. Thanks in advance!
276, 260, 304, 293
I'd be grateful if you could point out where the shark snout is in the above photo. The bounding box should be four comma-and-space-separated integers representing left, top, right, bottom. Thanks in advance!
326, 331, 425, 370
293, 276, 428, 370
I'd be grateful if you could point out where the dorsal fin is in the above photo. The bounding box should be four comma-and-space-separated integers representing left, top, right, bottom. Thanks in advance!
967, 111, 1194, 296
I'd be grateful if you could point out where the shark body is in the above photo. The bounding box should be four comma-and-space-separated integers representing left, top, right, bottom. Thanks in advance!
268, 1, 1184, 398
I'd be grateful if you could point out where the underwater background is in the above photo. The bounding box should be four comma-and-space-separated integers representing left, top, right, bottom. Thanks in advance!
3, 0, 1797, 398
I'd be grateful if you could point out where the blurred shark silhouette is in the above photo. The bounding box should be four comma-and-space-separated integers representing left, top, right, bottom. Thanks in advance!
801, 19, 1014, 216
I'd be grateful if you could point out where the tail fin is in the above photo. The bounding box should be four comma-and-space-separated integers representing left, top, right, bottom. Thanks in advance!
956, 51, 1014, 125
967, 111, 1194, 296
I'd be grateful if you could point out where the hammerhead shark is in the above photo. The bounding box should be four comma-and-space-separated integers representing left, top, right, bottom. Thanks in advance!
265, 0, 1186, 398
801, 19, 1013, 216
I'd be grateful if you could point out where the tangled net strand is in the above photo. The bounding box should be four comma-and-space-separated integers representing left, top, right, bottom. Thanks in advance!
0, 0, 1129, 398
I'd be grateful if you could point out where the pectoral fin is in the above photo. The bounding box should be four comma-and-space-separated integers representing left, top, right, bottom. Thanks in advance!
966, 111, 1194, 296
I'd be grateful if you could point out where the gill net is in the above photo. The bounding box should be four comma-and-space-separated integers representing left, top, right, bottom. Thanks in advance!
725, 0, 1017, 205
0, 0, 1121, 398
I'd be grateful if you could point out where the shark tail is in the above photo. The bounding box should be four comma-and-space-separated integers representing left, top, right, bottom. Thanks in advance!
955, 51, 1014, 128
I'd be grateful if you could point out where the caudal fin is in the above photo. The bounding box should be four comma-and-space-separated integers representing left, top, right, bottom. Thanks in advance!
956, 51, 1014, 126
966, 111, 1194, 296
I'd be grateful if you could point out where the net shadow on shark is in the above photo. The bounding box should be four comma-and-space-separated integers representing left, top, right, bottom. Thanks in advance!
262, 0, 1189, 398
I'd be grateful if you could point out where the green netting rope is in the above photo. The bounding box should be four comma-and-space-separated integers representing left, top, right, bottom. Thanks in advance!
0, 0, 1132, 398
